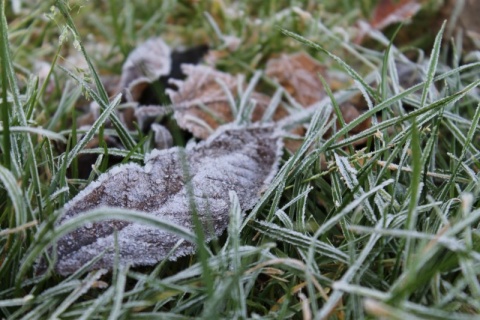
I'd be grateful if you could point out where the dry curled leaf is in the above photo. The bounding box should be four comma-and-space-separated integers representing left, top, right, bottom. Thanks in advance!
135, 48, 212, 130
168, 64, 271, 139
266, 52, 327, 107
47, 124, 282, 275
118, 37, 172, 102
370, 0, 421, 30
151, 123, 173, 149
355, 0, 421, 44
133, 105, 171, 131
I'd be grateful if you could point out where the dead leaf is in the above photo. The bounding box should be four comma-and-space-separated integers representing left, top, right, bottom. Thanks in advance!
168, 55, 327, 149
151, 123, 173, 149
266, 52, 327, 107
355, 0, 421, 44
133, 105, 171, 131
168, 64, 272, 139
46, 124, 283, 275
168, 64, 240, 139
370, 0, 421, 30
118, 37, 172, 102
117, 41, 209, 131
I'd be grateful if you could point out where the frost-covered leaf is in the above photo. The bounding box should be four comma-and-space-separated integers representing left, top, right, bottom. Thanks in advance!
266, 52, 327, 107
151, 123, 173, 149
355, 0, 421, 43
118, 37, 172, 101
370, 0, 421, 31
133, 105, 171, 131
167, 64, 272, 139
49, 124, 282, 275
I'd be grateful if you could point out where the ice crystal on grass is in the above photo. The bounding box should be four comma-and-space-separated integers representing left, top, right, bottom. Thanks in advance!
49, 124, 282, 275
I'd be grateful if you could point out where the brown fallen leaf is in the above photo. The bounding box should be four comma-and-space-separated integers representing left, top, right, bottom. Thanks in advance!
168, 53, 333, 152
370, 0, 421, 30
168, 64, 240, 139
355, 0, 421, 44
265, 52, 334, 151
168, 64, 273, 139
266, 52, 327, 107
118, 37, 172, 102
41, 124, 282, 275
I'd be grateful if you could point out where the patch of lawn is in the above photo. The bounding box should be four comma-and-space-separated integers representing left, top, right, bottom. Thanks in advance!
1, 0, 479, 319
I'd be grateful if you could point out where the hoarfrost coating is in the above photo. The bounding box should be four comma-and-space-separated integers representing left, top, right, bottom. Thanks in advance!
48, 124, 283, 275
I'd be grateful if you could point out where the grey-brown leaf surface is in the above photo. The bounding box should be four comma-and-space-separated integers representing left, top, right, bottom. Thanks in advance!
118, 37, 171, 101
52, 124, 282, 275
168, 64, 241, 139
168, 64, 272, 139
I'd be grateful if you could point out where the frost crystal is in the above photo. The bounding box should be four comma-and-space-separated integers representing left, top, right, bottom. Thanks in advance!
50, 124, 282, 275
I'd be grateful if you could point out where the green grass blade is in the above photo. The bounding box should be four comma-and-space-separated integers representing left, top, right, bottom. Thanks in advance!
404, 118, 422, 267
419, 21, 446, 109
61, 93, 121, 171
0, 164, 26, 225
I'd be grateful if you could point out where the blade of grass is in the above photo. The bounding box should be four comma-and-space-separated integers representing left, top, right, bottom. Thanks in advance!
419, 21, 446, 110
439, 102, 480, 200
60, 93, 121, 171
404, 118, 423, 267
55, 0, 136, 150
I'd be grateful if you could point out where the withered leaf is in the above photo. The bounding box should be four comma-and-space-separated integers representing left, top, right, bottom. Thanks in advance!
118, 37, 172, 102
370, 0, 421, 30
133, 105, 171, 131
354, 0, 421, 44
266, 52, 327, 107
168, 64, 271, 139
50, 124, 282, 275
151, 123, 173, 150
